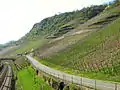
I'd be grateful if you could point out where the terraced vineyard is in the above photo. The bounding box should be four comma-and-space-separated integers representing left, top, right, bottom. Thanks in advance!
35, 4, 120, 82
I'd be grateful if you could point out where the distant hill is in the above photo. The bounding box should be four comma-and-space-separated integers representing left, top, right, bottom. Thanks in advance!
0, 45, 4, 50
0, 40, 16, 50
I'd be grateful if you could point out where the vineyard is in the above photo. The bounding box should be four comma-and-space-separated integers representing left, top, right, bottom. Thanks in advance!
36, 6, 120, 82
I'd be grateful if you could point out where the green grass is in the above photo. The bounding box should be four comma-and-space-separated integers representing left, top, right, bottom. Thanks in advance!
17, 66, 53, 90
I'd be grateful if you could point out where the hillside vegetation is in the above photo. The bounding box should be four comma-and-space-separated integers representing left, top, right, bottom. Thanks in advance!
33, 2, 120, 82
11, 5, 107, 54
19, 5, 106, 42
34, 3, 120, 58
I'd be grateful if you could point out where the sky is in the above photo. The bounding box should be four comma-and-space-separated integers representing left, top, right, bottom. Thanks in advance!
0, 0, 114, 44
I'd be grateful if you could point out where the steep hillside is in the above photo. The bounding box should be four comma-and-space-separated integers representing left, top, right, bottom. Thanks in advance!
19, 5, 106, 43
35, 3, 120, 57
34, 3, 120, 82
11, 5, 106, 55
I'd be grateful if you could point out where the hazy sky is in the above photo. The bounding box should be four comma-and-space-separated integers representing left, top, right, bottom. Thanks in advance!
0, 0, 114, 44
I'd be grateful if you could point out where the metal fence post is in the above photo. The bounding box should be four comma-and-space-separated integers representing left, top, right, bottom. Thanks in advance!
81, 77, 82, 86
71, 76, 73, 83
63, 74, 65, 82
58, 73, 59, 79
95, 80, 96, 90
40, 84, 43, 90
115, 83, 117, 90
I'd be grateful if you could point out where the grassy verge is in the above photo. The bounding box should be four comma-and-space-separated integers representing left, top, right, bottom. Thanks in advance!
16, 66, 53, 90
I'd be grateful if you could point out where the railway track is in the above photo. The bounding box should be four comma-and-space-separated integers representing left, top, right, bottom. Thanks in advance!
0, 65, 13, 90
0, 65, 8, 86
